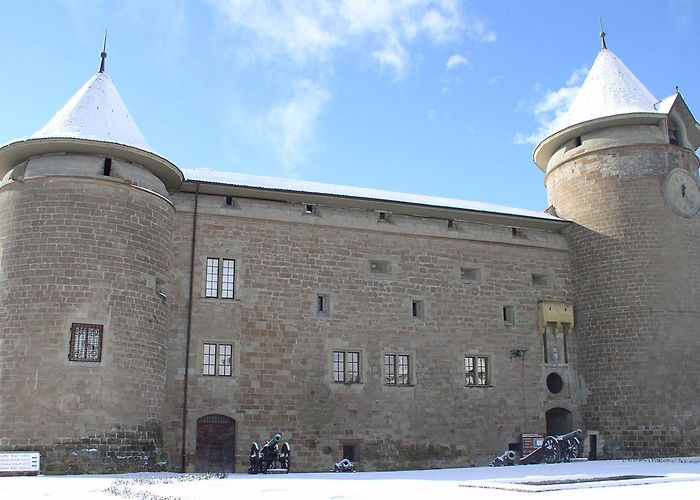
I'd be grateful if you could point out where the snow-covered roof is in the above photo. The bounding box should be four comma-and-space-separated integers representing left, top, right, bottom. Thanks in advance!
183, 168, 561, 222
555, 48, 661, 133
31, 72, 151, 151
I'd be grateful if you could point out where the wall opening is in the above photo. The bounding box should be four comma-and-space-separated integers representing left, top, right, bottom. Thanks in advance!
196, 414, 236, 472
545, 407, 573, 436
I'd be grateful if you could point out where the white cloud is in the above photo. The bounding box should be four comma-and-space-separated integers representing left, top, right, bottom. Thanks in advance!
208, 0, 489, 79
446, 54, 468, 70
515, 66, 588, 145
263, 80, 330, 168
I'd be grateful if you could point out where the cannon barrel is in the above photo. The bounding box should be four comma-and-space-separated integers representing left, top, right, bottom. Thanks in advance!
556, 429, 582, 441
264, 433, 282, 449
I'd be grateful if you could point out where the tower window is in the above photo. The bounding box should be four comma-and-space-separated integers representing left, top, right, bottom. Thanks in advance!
377, 211, 388, 222
574, 136, 582, 147
225, 195, 234, 207
69, 323, 103, 362
384, 353, 411, 386
203, 342, 233, 376
668, 119, 680, 145
304, 204, 315, 214
333, 350, 360, 383
317, 294, 330, 317
103, 157, 112, 176
465, 356, 489, 386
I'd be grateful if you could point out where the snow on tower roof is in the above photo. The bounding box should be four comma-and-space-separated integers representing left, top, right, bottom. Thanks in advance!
554, 48, 661, 132
31, 72, 151, 151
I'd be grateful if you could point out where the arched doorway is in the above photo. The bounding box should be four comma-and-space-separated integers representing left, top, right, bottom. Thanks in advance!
196, 414, 235, 472
545, 407, 573, 436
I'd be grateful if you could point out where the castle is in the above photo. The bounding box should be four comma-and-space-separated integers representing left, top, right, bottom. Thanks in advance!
1, 34, 699, 474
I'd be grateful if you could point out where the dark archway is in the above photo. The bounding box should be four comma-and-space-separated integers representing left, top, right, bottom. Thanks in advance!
196, 414, 235, 472
545, 407, 573, 436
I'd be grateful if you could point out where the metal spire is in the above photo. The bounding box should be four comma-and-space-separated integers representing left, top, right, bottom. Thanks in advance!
99, 30, 107, 73
599, 17, 607, 50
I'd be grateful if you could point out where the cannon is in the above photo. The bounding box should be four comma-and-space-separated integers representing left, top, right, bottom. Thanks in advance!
518, 429, 583, 465
332, 458, 356, 472
248, 433, 291, 474
489, 449, 517, 467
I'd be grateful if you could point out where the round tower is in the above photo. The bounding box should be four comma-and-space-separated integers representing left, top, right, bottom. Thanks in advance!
0, 53, 182, 473
535, 38, 700, 458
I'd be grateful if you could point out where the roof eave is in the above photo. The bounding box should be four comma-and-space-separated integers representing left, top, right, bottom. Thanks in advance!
180, 178, 569, 232
533, 112, 665, 171
0, 137, 183, 189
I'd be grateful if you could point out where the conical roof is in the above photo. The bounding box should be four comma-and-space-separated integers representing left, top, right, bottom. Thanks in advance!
32, 72, 151, 151
534, 46, 668, 170
554, 48, 661, 132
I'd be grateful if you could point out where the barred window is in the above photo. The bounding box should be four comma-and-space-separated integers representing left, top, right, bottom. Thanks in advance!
205, 258, 235, 299
385, 353, 411, 386
465, 355, 489, 386
333, 350, 360, 383
69, 323, 103, 362
203, 343, 233, 376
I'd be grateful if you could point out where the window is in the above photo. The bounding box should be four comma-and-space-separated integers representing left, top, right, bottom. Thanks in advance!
333, 350, 360, 383
385, 353, 410, 385
304, 204, 315, 214
411, 300, 424, 320
103, 157, 112, 176
205, 257, 235, 299
203, 343, 233, 376
69, 323, 103, 362
224, 195, 234, 206
460, 266, 481, 284
317, 294, 330, 317
465, 356, 489, 386
503, 305, 515, 326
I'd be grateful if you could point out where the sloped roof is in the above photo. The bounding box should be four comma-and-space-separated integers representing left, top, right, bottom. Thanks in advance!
555, 48, 661, 132
32, 72, 151, 151
183, 168, 563, 222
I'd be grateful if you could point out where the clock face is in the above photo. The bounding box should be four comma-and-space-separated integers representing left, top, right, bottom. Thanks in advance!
664, 169, 700, 218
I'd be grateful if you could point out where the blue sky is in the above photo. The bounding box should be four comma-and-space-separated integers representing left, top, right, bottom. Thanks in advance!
1, 1, 698, 211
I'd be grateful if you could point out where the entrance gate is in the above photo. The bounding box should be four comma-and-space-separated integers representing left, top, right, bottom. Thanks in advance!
545, 407, 573, 436
195, 414, 235, 472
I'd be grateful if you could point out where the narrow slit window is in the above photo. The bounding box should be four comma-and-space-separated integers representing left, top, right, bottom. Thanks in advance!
503, 305, 515, 325
412, 300, 424, 319
103, 157, 112, 176
225, 195, 234, 206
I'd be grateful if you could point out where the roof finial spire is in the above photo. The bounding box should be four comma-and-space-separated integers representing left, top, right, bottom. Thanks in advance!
599, 17, 607, 50
99, 30, 107, 73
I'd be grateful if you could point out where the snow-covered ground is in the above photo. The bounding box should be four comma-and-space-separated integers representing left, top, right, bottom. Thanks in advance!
2, 459, 699, 499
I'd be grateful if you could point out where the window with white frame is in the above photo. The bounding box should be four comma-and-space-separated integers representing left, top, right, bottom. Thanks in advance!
332, 350, 360, 383
384, 353, 411, 385
465, 355, 489, 386
203, 342, 233, 376
205, 257, 235, 299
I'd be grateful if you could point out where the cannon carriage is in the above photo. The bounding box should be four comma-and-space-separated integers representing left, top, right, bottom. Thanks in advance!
492, 429, 583, 466
248, 434, 291, 474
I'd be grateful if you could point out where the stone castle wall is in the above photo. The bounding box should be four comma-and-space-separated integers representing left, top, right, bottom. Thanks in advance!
0, 173, 173, 473
546, 139, 700, 458
162, 191, 577, 471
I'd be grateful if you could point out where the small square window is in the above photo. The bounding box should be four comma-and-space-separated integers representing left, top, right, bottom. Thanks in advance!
412, 300, 424, 320
304, 204, 315, 214
531, 273, 549, 288
460, 267, 481, 284
369, 260, 391, 275
225, 195, 234, 206
447, 219, 456, 229
377, 211, 388, 222
69, 323, 103, 362
503, 305, 515, 326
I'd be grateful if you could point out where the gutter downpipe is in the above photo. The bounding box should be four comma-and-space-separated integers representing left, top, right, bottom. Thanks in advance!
181, 182, 199, 472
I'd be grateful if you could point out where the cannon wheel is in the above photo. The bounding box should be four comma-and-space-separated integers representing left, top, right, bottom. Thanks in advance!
248, 442, 260, 474
542, 436, 560, 464
279, 442, 291, 473
561, 437, 580, 462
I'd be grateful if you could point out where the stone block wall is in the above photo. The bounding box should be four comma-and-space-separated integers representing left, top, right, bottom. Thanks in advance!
162, 191, 577, 471
546, 140, 700, 458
